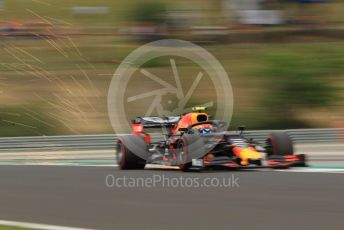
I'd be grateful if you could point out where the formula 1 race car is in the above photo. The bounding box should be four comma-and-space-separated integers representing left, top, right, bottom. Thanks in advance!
116, 107, 306, 171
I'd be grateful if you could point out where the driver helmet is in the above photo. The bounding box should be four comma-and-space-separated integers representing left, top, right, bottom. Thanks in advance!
193, 124, 214, 134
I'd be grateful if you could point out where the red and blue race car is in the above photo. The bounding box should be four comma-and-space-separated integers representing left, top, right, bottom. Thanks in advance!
116, 107, 306, 171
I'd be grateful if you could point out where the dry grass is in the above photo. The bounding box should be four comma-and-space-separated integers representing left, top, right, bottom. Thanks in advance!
0, 36, 343, 136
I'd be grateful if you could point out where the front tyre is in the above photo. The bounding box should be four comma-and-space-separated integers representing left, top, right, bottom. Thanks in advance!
265, 132, 294, 156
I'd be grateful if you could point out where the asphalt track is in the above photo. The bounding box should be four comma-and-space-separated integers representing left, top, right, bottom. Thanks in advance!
0, 165, 344, 230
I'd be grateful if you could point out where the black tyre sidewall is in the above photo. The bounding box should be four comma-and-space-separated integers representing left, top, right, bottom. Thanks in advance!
266, 132, 294, 156
117, 135, 147, 170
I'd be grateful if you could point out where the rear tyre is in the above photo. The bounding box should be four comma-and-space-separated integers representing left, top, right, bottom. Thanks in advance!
265, 132, 294, 156
116, 135, 147, 170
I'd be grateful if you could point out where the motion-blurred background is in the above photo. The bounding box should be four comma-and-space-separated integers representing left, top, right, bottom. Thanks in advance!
0, 0, 343, 136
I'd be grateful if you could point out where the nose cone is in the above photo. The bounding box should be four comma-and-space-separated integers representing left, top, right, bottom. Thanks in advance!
239, 147, 262, 165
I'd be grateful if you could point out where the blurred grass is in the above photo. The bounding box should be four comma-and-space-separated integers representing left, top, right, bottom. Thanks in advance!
0, 106, 64, 136
0, 0, 124, 26
0, 0, 343, 136
0, 0, 171, 26
1, 0, 344, 26
253, 48, 343, 129
0, 36, 343, 136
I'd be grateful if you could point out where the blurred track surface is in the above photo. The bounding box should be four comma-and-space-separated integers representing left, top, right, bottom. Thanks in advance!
0, 165, 344, 230
0, 143, 343, 229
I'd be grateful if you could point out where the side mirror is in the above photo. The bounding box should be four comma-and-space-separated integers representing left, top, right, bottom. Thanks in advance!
178, 128, 188, 133
238, 125, 246, 131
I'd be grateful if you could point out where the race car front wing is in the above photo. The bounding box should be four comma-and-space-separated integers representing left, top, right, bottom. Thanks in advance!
198, 154, 307, 169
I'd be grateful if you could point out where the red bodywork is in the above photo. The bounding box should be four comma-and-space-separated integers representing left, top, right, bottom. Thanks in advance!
131, 123, 150, 143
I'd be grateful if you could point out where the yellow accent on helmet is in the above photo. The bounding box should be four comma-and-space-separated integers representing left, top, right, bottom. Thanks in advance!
192, 106, 206, 112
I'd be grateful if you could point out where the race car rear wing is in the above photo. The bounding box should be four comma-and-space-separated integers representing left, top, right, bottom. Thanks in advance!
132, 116, 180, 128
